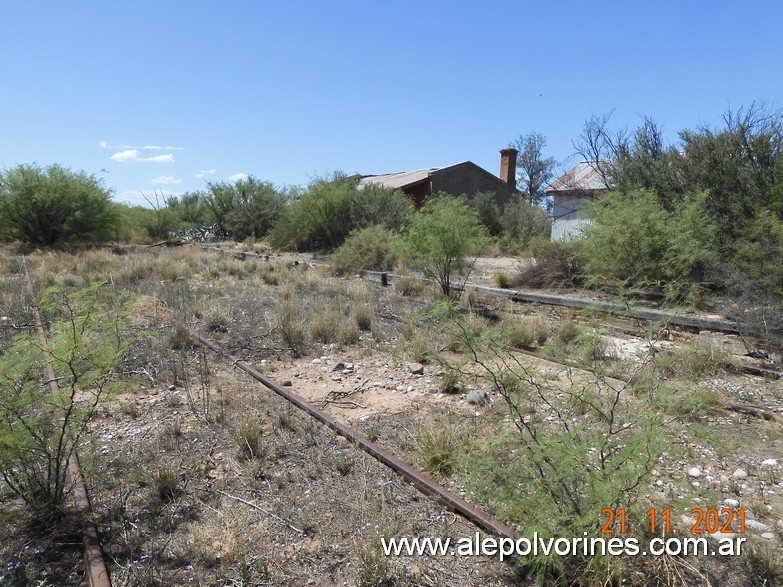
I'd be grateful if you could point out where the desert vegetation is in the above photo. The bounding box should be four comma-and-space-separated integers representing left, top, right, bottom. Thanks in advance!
0, 244, 780, 586
0, 104, 782, 586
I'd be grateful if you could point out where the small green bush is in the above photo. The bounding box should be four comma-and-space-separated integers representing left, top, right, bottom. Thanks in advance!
414, 422, 460, 476
398, 194, 490, 297
330, 226, 399, 274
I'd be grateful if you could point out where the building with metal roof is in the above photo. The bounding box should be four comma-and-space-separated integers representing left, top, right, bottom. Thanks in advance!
546, 161, 611, 241
358, 150, 519, 209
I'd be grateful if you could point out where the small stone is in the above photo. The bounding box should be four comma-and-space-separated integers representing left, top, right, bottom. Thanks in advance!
761, 459, 779, 468
761, 532, 775, 541
312, 358, 321, 364
720, 474, 729, 484
745, 519, 771, 532
395, 385, 406, 392
332, 376, 342, 382
167, 384, 176, 391
329, 362, 345, 372
732, 468, 748, 479
688, 467, 702, 478
281, 380, 293, 387
466, 390, 489, 406
724, 498, 740, 508
427, 387, 438, 394
407, 362, 425, 375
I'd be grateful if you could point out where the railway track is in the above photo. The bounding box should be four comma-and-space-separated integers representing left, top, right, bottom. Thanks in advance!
21, 257, 112, 587
195, 334, 521, 541
7, 245, 780, 584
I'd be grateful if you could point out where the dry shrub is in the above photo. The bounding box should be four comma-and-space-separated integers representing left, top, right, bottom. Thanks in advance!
233, 419, 265, 461
394, 275, 425, 297
513, 237, 581, 289
493, 271, 511, 288
277, 298, 308, 356
168, 321, 195, 349
354, 305, 374, 332
311, 309, 341, 344
413, 421, 461, 476
202, 304, 231, 332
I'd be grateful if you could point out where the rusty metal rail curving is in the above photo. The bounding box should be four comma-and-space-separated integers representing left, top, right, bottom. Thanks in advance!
195, 334, 521, 541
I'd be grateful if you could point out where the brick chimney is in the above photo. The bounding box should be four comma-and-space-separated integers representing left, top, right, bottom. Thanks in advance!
499, 148, 518, 189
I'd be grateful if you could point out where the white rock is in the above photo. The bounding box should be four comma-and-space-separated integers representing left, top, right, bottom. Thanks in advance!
745, 519, 772, 532
688, 467, 703, 478
312, 358, 321, 364
723, 499, 740, 508
732, 468, 748, 479
761, 459, 778, 467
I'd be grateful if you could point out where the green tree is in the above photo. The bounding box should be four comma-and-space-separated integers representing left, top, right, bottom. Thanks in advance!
204, 176, 287, 240
611, 116, 687, 208
469, 191, 503, 236
168, 191, 209, 225
499, 199, 551, 246
510, 132, 558, 206
270, 173, 411, 251
398, 194, 489, 297
0, 163, 117, 246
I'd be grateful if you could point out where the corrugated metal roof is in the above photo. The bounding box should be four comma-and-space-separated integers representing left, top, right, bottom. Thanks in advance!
358, 169, 434, 190
358, 161, 472, 190
546, 161, 609, 193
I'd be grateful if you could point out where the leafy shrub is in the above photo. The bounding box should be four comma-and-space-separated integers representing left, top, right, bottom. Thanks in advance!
579, 189, 717, 299
330, 226, 400, 274
469, 191, 503, 236
397, 194, 489, 297
0, 163, 117, 246
457, 318, 666, 582
499, 199, 551, 247
0, 283, 133, 521
204, 176, 287, 241
270, 174, 411, 252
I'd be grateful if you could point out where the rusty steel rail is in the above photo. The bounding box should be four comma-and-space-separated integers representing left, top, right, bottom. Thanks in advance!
195, 334, 520, 541
22, 257, 112, 587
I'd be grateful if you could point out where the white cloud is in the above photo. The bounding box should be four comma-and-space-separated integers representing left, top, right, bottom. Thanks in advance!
228, 173, 248, 182
139, 145, 184, 151
100, 141, 183, 151
151, 176, 182, 185
196, 169, 217, 178
110, 149, 175, 163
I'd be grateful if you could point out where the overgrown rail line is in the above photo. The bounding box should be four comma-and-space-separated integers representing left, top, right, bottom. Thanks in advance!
199, 244, 764, 340
21, 257, 112, 587
200, 245, 782, 377
195, 334, 521, 542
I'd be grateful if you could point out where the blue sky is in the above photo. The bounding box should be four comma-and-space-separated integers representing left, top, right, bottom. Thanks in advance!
1, 1, 780, 207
